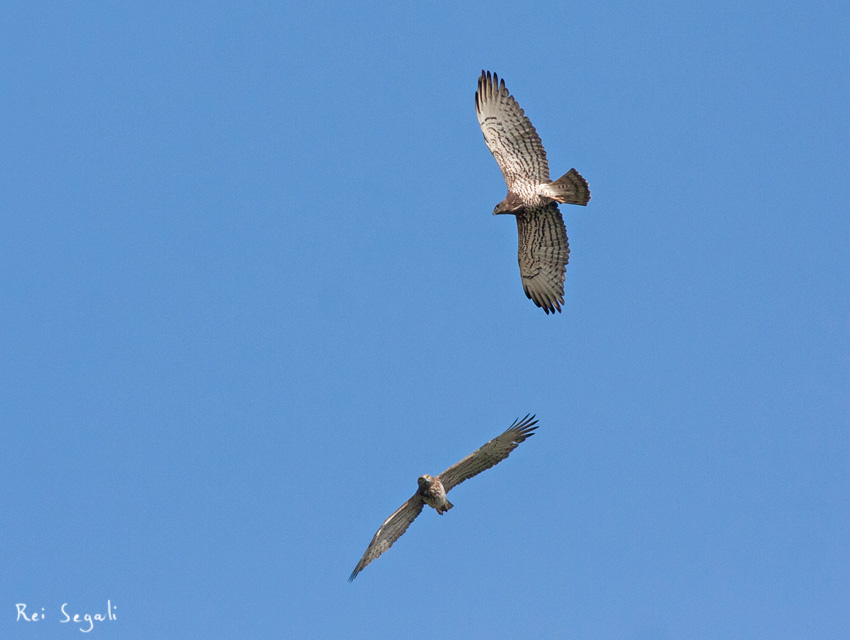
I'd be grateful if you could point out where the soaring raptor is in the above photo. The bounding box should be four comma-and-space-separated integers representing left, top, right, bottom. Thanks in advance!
349, 415, 538, 581
476, 70, 591, 314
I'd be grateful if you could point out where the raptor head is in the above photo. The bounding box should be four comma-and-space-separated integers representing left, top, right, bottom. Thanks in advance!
417, 474, 433, 488
493, 192, 524, 215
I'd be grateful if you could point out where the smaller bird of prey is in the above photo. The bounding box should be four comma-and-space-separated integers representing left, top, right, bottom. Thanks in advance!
349, 415, 539, 581
476, 70, 591, 314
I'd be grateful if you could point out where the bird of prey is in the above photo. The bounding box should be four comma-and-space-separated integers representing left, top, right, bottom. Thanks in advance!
349, 415, 539, 581
475, 70, 591, 314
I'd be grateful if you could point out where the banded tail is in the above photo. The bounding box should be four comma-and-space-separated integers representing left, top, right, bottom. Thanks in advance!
539, 168, 591, 206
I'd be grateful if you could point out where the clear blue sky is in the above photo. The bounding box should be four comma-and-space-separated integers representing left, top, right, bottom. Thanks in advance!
2, 2, 848, 638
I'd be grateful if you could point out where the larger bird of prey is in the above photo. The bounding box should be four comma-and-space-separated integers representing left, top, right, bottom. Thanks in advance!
349, 415, 539, 581
476, 70, 591, 314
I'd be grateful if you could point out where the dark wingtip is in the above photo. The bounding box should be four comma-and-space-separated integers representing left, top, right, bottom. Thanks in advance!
477, 70, 490, 109
533, 297, 562, 315
509, 414, 539, 439
480, 70, 498, 86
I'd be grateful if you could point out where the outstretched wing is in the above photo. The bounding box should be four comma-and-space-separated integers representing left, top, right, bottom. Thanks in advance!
437, 415, 539, 492
475, 70, 550, 194
349, 495, 425, 581
517, 203, 570, 314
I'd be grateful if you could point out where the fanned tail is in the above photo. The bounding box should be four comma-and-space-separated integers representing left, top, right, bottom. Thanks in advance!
539, 168, 591, 206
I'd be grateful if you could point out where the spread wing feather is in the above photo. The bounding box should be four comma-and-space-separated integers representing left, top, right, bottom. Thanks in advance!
349, 495, 425, 581
437, 415, 539, 492
475, 70, 550, 193
517, 203, 570, 314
